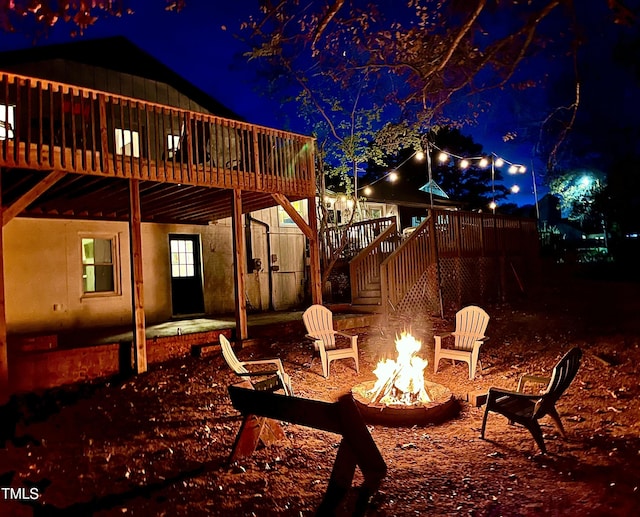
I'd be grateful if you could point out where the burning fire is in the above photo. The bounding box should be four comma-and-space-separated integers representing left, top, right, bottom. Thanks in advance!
368, 332, 432, 406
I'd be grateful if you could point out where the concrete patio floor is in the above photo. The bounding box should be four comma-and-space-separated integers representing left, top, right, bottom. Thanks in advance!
43, 307, 380, 349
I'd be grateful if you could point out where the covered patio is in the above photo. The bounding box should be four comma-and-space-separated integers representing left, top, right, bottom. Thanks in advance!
0, 70, 321, 402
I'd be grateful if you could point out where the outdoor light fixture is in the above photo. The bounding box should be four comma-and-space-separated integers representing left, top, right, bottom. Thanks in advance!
479, 158, 489, 168
511, 185, 520, 194
508, 164, 518, 174
438, 152, 448, 163
388, 171, 398, 182
494, 157, 504, 167
489, 200, 497, 211
460, 159, 469, 169
363, 186, 373, 196
415, 150, 425, 161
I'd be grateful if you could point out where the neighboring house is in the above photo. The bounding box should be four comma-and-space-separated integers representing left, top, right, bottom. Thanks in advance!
324, 176, 460, 233
0, 37, 319, 397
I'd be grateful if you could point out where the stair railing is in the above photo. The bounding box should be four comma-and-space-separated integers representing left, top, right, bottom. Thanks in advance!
349, 222, 399, 305
380, 215, 437, 314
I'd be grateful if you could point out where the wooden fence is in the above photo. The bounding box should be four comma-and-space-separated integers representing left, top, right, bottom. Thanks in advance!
374, 209, 540, 316
0, 71, 315, 197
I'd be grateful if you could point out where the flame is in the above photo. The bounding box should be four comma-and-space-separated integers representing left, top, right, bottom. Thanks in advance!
369, 332, 431, 405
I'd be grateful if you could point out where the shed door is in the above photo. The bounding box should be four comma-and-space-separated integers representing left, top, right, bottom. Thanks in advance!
169, 234, 205, 316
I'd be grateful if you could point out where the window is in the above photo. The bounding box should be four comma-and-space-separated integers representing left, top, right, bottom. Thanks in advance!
0, 104, 15, 140
368, 207, 383, 219
115, 128, 140, 157
82, 236, 118, 294
166, 133, 181, 158
171, 239, 195, 278
278, 200, 305, 227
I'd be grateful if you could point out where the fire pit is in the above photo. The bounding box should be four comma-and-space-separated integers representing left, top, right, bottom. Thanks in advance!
352, 332, 459, 426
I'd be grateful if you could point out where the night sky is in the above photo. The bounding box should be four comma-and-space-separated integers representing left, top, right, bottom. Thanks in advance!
1, 2, 639, 209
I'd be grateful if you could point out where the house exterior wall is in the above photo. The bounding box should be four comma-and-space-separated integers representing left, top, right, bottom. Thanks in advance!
244, 204, 308, 311
4, 59, 211, 114
4, 209, 306, 334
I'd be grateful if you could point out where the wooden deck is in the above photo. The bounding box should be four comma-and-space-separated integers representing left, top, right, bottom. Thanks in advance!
0, 71, 315, 223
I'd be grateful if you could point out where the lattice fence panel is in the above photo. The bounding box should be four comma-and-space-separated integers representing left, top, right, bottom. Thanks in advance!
394, 264, 440, 317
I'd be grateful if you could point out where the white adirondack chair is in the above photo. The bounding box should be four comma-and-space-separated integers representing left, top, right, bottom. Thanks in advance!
433, 305, 489, 380
219, 334, 293, 395
302, 304, 359, 378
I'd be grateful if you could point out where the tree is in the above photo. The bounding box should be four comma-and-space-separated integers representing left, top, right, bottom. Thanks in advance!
548, 170, 607, 231
0, 1, 182, 36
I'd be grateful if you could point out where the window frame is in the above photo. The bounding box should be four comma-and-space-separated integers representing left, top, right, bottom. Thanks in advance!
0, 103, 15, 140
114, 127, 141, 158
80, 233, 121, 298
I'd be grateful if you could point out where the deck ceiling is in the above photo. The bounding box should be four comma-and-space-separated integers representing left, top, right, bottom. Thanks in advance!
1, 169, 301, 225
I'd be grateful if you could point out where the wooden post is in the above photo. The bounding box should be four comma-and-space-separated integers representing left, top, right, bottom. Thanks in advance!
227, 385, 387, 516
0, 170, 9, 403
307, 195, 322, 305
129, 179, 147, 374
232, 189, 248, 341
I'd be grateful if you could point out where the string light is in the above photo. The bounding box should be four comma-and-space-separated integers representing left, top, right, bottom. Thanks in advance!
428, 143, 528, 211
358, 149, 420, 196
354, 143, 527, 213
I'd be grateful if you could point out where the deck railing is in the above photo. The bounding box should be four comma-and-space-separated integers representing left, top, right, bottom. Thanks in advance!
349, 221, 399, 305
380, 216, 436, 312
379, 209, 540, 314
0, 71, 315, 197
321, 216, 396, 264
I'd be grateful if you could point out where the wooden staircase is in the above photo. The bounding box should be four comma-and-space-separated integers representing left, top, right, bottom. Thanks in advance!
347, 210, 541, 316
349, 222, 401, 312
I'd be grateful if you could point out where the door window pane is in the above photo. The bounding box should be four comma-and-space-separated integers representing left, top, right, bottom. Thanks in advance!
170, 238, 197, 278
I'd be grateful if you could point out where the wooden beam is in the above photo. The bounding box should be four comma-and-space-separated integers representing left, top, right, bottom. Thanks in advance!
271, 193, 315, 240
227, 385, 387, 516
2, 170, 66, 226
0, 170, 9, 403
232, 189, 248, 341
306, 196, 322, 304
129, 179, 147, 374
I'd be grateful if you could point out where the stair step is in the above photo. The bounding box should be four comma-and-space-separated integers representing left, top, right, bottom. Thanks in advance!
357, 289, 381, 298
352, 297, 381, 306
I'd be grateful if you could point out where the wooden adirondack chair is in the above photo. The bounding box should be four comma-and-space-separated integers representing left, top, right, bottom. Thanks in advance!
302, 304, 359, 378
219, 334, 293, 395
480, 347, 582, 453
433, 305, 490, 380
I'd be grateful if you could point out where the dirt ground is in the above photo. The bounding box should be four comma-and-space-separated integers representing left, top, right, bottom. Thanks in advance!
1, 266, 640, 516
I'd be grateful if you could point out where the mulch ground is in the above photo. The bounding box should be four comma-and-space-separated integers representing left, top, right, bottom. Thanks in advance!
1, 266, 640, 516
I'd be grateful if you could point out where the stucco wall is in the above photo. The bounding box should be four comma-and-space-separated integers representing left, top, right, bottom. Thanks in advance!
3, 209, 306, 334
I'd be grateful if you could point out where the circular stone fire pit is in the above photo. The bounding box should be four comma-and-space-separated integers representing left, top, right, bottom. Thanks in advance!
351, 380, 460, 427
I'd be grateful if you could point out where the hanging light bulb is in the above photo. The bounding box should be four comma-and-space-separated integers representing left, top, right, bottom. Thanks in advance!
415, 150, 425, 161
479, 157, 489, 168
494, 157, 504, 167
511, 185, 520, 194
518, 165, 526, 173
489, 200, 497, 210
460, 159, 469, 169
508, 165, 518, 174
438, 152, 449, 163
388, 171, 398, 182
363, 186, 372, 196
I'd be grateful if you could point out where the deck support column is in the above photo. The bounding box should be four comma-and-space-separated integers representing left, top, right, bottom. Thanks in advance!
129, 179, 147, 374
232, 189, 248, 341
0, 170, 8, 403
306, 196, 322, 305
272, 193, 322, 306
